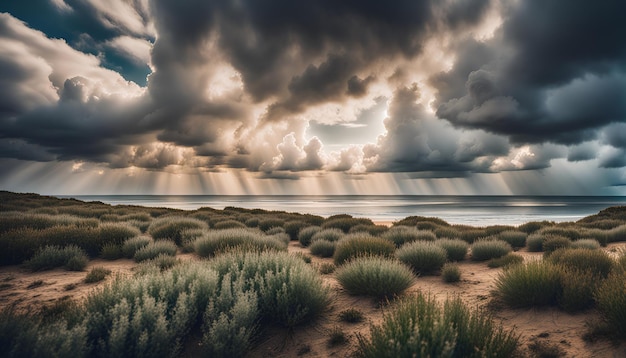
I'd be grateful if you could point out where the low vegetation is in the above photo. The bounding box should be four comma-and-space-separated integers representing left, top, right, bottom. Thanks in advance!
333, 234, 396, 265
24, 245, 89, 271
396, 241, 447, 275
336, 256, 414, 298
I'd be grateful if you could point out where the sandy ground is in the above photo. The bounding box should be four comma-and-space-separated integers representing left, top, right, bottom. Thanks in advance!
2, 242, 626, 357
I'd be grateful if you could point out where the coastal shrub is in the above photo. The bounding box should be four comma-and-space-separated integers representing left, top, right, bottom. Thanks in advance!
193, 228, 286, 257
309, 240, 336, 258
311, 228, 344, 244
595, 271, 626, 337
571, 239, 601, 250
582, 228, 610, 246
557, 266, 597, 312
349, 224, 389, 236
31, 225, 100, 257
265, 227, 285, 235
542, 236, 571, 257
396, 241, 447, 275
460, 229, 488, 244
547, 248, 614, 278
442, 263, 461, 283
243, 217, 259, 228
0, 228, 42, 265
339, 308, 364, 323
538, 226, 581, 240
434, 226, 461, 239
98, 222, 141, 247
435, 238, 469, 261
258, 218, 285, 232
579, 219, 623, 230
83, 262, 219, 357
298, 226, 321, 247
518, 221, 552, 234
495, 261, 561, 307
525, 234, 545, 252
147, 216, 208, 245
322, 217, 373, 233
210, 250, 329, 327
24, 245, 89, 271
497, 231, 527, 248
213, 219, 246, 230
382, 227, 436, 247
121, 235, 152, 258
487, 253, 523, 268
136, 254, 180, 273
357, 293, 518, 358
394, 216, 450, 227
133, 240, 177, 262
84, 266, 111, 283
470, 239, 511, 261
336, 256, 414, 298
609, 224, 626, 243
100, 243, 122, 260
415, 221, 440, 231
179, 229, 205, 253
333, 234, 396, 265
284, 221, 308, 241
485, 225, 516, 236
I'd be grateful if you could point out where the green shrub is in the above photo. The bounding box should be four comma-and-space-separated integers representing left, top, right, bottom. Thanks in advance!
383, 227, 436, 247
494, 261, 561, 307
395, 216, 450, 227
0, 228, 43, 265
396, 241, 447, 275
148, 216, 208, 245
258, 218, 285, 232
442, 263, 461, 283
85, 266, 111, 283
243, 217, 259, 227
557, 266, 597, 312
100, 243, 122, 260
24, 245, 89, 271
98, 222, 141, 247
434, 226, 461, 239
121, 235, 152, 258
336, 257, 414, 298
595, 271, 626, 337
470, 239, 511, 261
460, 229, 487, 244
213, 219, 246, 230
349, 224, 389, 236
526, 234, 544, 252
309, 240, 336, 258
517, 221, 552, 234
547, 248, 614, 278
322, 217, 373, 233
538, 226, 582, 240
311, 228, 344, 243
487, 253, 523, 268
284, 221, 308, 241
298, 226, 321, 247
497, 231, 527, 248
571, 239, 601, 250
133, 240, 177, 262
210, 250, 330, 327
609, 224, 626, 243
265, 227, 285, 235
582, 228, 610, 246
318, 262, 336, 275
542, 236, 571, 257
193, 228, 286, 257
357, 293, 518, 358
136, 254, 180, 273
333, 234, 396, 265
339, 308, 364, 323
435, 238, 469, 261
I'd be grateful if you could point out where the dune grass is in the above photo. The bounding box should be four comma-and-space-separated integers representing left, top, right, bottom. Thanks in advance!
336, 256, 414, 299
24, 245, 89, 272
309, 239, 336, 258
148, 216, 208, 245
193, 228, 286, 257
133, 240, 177, 262
470, 239, 511, 261
396, 241, 447, 275
84, 266, 111, 283
441, 263, 461, 283
297, 226, 321, 247
333, 234, 396, 265
435, 238, 469, 261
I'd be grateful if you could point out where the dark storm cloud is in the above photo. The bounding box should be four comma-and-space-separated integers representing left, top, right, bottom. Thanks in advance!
433, 0, 626, 145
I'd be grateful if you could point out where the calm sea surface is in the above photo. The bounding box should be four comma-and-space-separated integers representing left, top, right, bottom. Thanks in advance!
62, 195, 626, 226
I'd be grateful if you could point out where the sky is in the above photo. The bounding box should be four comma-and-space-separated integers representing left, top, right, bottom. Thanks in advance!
0, 0, 625, 195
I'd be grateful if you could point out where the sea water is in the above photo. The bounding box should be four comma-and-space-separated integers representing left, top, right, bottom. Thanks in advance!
62, 195, 626, 226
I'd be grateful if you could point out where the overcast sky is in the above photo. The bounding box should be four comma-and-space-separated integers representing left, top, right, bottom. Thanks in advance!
1, 0, 625, 195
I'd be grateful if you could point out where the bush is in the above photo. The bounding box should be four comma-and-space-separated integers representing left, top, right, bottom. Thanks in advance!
526, 234, 545, 252
339, 308, 363, 323
148, 216, 208, 245
487, 254, 523, 268
571, 239, 601, 250
133, 240, 177, 262
609, 224, 626, 243
193, 228, 286, 257
85, 266, 111, 283
258, 218, 285, 232
497, 231, 527, 248
336, 257, 414, 298
298, 226, 321, 247
137, 254, 179, 272
557, 266, 597, 312
494, 261, 561, 307
318, 262, 336, 275
396, 241, 447, 275
210, 250, 330, 327
434, 226, 461, 239
518, 221, 552, 234
24, 245, 89, 271
357, 293, 518, 358
322, 217, 373, 233
284, 221, 308, 241
383, 227, 436, 247
213, 219, 246, 230
311, 228, 344, 243
460, 229, 487, 244
349, 224, 389, 236
121, 235, 152, 258
547, 248, 614, 278
309, 240, 336, 258
595, 271, 626, 337
542, 236, 571, 257
98, 222, 141, 247
100, 243, 122, 260
435, 239, 469, 261
442, 263, 461, 283
333, 234, 396, 265
470, 239, 511, 261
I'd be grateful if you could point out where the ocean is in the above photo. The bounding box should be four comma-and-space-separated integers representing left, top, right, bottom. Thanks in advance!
62, 195, 626, 226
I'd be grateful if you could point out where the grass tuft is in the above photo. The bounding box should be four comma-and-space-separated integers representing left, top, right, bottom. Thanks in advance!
470, 239, 511, 261
333, 234, 396, 265
396, 241, 447, 275
336, 256, 414, 299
